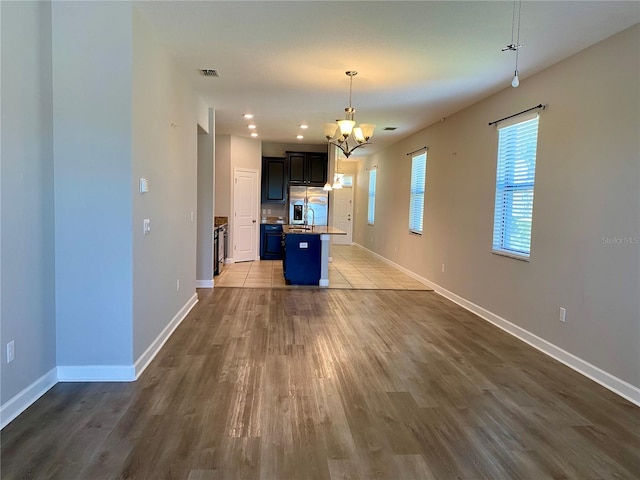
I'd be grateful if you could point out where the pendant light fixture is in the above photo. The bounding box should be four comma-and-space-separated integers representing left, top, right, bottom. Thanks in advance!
324, 71, 375, 158
332, 154, 343, 190
323, 151, 344, 191
502, 0, 523, 88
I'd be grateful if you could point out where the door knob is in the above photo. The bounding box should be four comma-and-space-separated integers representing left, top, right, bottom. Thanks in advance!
252, 219, 256, 223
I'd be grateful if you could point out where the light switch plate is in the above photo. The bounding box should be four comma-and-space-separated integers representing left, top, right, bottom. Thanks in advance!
139, 178, 149, 194
7, 341, 15, 363
143, 219, 151, 235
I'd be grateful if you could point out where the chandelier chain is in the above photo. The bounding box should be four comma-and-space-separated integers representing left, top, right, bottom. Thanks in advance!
348, 73, 353, 110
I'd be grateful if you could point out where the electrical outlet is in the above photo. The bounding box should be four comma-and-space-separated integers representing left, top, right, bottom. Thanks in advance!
559, 307, 566, 323
190, 212, 195, 223
442, 263, 445, 273
7, 341, 15, 363
143, 219, 151, 235
177, 279, 180, 291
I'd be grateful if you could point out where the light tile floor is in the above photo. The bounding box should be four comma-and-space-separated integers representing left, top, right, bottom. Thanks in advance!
214, 245, 431, 290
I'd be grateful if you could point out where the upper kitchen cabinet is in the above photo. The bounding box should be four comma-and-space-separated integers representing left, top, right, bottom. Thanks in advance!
261, 157, 287, 203
287, 152, 327, 186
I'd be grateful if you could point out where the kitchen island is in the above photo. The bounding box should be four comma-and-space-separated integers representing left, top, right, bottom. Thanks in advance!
282, 225, 346, 287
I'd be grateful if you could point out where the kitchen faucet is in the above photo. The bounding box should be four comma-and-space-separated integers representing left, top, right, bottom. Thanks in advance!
305, 206, 315, 229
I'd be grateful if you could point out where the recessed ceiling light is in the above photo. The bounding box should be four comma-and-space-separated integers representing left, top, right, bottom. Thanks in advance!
251, 132, 258, 137
299, 124, 308, 129
248, 124, 257, 129
297, 135, 304, 139
243, 114, 254, 119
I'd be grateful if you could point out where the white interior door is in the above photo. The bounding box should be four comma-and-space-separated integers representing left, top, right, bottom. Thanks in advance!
233, 168, 258, 262
332, 186, 353, 245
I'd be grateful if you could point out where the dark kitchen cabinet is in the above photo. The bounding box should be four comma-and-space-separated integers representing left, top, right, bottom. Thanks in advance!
287, 151, 327, 186
261, 157, 287, 203
283, 233, 321, 285
260, 224, 284, 260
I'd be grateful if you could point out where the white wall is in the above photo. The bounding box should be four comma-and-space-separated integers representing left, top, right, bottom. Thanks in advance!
0, 1, 209, 424
197, 109, 215, 285
354, 25, 640, 396
229, 136, 262, 260
214, 134, 231, 217
214, 135, 261, 260
131, 7, 207, 360
261, 142, 327, 158
52, 1, 134, 368
1, 0, 56, 405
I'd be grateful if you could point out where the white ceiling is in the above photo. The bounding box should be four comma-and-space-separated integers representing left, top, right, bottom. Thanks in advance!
134, 1, 639, 157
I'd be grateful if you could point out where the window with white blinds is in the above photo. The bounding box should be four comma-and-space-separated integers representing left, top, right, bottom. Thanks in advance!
492, 114, 539, 259
409, 151, 427, 234
368, 168, 377, 225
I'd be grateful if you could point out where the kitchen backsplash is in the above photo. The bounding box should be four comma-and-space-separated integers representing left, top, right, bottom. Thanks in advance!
261, 204, 287, 222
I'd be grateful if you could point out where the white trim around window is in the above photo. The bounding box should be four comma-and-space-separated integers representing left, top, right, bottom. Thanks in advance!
492, 113, 539, 260
367, 168, 377, 225
408, 151, 427, 234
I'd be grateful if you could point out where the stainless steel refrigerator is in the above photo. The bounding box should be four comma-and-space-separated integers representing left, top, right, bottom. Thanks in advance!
288, 186, 329, 226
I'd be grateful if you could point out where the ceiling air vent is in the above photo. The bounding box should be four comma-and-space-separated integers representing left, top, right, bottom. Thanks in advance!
200, 69, 220, 78
383, 127, 397, 131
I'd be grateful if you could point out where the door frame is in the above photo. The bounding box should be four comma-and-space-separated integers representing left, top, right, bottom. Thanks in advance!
231, 167, 260, 263
331, 183, 354, 245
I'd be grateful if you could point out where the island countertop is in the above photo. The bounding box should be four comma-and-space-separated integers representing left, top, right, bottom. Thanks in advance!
283, 225, 346, 235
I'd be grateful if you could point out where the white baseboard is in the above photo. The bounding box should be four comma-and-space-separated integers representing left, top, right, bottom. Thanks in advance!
225, 257, 234, 264
196, 279, 213, 288
1, 367, 58, 429
133, 292, 198, 379
351, 243, 436, 289
57, 365, 136, 382
433, 284, 640, 407
1, 294, 200, 428
352, 243, 640, 407
58, 293, 199, 382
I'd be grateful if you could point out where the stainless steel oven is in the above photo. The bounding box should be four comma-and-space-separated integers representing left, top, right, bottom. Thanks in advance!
214, 224, 227, 276
218, 224, 227, 273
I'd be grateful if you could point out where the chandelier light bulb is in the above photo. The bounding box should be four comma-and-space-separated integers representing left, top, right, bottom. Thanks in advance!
511, 71, 520, 88
337, 119, 355, 137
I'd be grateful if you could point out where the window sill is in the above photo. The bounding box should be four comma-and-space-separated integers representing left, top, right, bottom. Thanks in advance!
491, 249, 530, 262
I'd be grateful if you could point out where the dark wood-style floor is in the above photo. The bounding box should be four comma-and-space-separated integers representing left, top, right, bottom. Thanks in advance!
2, 288, 639, 479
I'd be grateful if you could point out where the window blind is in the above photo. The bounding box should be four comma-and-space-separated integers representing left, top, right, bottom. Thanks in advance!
409, 152, 427, 234
492, 115, 539, 258
368, 168, 377, 225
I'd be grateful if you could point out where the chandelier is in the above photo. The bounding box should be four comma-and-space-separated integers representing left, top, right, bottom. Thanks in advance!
323, 71, 375, 159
